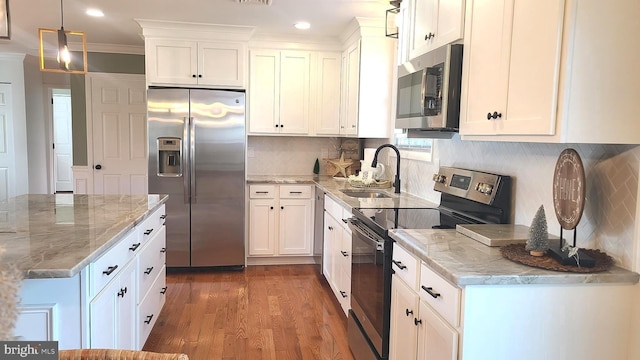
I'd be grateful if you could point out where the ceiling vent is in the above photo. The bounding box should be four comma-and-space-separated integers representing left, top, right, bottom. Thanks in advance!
235, 0, 273, 5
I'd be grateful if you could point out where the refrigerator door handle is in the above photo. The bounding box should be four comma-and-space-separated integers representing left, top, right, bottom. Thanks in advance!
189, 116, 196, 204
183, 116, 190, 204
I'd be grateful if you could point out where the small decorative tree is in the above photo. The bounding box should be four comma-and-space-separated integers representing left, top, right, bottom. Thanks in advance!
526, 205, 549, 256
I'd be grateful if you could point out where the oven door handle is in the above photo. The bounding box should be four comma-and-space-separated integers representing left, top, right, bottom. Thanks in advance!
348, 219, 385, 251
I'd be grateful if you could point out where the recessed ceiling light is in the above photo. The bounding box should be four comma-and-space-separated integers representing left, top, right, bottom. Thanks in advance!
86, 9, 104, 17
294, 22, 311, 30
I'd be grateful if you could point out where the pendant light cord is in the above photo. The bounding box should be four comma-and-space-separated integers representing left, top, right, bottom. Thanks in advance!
60, 0, 64, 29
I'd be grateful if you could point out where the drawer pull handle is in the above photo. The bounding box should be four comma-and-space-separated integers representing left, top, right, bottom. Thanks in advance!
117, 287, 127, 298
328, 226, 333, 231
256, 191, 269, 194
144, 229, 154, 235
339, 291, 348, 298
161, 287, 168, 295
129, 243, 141, 251
144, 267, 154, 275
289, 191, 302, 194
341, 218, 348, 224
341, 251, 349, 257
414, 318, 422, 326
422, 285, 441, 299
144, 314, 154, 324
160, 247, 166, 253
103, 265, 118, 276
160, 214, 167, 219
405, 308, 413, 317
392, 260, 407, 270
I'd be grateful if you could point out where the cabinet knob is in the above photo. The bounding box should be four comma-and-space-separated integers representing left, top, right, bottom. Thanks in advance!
280, 206, 284, 210
425, 33, 435, 40
192, 74, 197, 78
198, 74, 202, 78
270, 206, 274, 210
405, 308, 413, 317
160, 247, 166, 253
280, 124, 284, 128
275, 124, 280, 128
487, 112, 492, 120
414, 318, 422, 326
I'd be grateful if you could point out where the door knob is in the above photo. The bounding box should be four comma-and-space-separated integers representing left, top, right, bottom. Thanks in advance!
95, 164, 102, 170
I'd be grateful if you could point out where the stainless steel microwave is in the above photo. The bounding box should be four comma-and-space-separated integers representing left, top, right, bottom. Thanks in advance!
396, 44, 463, 136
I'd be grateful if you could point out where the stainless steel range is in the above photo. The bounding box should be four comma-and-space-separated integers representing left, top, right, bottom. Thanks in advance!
347, 167, 512, 360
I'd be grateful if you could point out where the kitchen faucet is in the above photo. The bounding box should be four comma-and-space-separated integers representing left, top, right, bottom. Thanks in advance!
372, 144, 401, 194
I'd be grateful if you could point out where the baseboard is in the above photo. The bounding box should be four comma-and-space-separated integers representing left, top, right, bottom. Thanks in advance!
246, 256, 318, 266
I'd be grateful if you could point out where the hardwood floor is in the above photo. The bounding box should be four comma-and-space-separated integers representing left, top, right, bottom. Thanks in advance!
143, 265, 355, 360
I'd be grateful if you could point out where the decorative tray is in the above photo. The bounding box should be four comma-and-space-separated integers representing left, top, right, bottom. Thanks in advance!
347, 179, 392, 189
500, 244, 613, 273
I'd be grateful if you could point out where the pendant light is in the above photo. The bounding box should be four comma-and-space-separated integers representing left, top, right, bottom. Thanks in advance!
39, 0, 87, 74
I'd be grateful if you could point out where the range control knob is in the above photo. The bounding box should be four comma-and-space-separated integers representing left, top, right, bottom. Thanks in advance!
475, 183, 494, 195
432, 174, 447, 184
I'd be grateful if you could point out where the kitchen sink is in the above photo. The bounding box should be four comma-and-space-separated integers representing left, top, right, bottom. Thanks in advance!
340, 189, 392, 198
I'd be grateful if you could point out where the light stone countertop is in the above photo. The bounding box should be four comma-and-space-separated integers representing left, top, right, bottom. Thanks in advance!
0, 194, 168, 279
247, 175, 439, 211
389, 229, 640, 286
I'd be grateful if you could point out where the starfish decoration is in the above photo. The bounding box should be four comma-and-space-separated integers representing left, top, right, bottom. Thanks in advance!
327, 152, 353, 177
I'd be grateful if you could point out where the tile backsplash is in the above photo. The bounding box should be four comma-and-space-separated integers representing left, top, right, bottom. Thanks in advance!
397, 136, 640, 270
247, 136, 342, 176
250, 135, 640, 269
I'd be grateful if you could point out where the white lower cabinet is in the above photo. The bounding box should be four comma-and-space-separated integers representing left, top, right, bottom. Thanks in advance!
89, 259, 136, 350
390, 242, 636, 360
322, 195, 352, 316
390, 245, 457, 360
248, 184, 313, 258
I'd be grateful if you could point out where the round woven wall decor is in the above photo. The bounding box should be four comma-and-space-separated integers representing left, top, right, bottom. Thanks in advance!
500, 244, 613, 273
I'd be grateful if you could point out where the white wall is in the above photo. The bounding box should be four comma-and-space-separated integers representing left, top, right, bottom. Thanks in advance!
0, 54, 29, 196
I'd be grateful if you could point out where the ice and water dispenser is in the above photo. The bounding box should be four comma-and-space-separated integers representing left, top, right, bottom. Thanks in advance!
157, 137, 182, 177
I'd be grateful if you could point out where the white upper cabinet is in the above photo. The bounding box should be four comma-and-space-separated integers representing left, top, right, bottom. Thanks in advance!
408, 0, 465, 60
460, 0, 640, 144
313, 52, 343, 135
138, 20, 254, 89
340, 18, 395, 139
249, 49, 310, 135
145, 39, 246, 88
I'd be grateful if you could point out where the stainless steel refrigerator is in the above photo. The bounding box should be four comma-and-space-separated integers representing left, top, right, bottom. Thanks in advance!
147, 88, 245, 268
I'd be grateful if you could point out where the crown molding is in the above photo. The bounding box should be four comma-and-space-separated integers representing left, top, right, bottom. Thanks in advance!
136, 19, 256, 41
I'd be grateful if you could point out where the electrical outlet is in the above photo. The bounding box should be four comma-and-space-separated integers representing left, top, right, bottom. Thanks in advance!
247, 147, 255, 158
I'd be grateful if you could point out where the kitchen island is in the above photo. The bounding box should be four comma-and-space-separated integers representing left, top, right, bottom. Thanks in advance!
0, 194, 168, 350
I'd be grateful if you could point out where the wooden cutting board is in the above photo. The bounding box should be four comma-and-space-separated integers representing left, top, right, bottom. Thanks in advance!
456, 224, 531, 247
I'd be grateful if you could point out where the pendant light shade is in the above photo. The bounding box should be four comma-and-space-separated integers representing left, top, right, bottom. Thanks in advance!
39, 0, 87, 74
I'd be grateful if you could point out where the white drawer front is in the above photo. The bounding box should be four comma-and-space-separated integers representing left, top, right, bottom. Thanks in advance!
280, 185, 312, 199
392, 243, 419, 291
90, 229, 137, 298
324, 195, 343, 220
419, 263, 461, 327
249, 185, 276, 198
138, 205, 165, 247
137, 266, 165, 349
137, 226, 167, 304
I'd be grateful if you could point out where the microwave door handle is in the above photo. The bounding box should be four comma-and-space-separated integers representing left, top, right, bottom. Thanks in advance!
420, 69, 427, 116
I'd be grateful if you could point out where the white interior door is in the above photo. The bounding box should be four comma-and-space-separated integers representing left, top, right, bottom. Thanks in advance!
52, 90, 73, 192
0, 84, 15, 203
89, 74, 147, 195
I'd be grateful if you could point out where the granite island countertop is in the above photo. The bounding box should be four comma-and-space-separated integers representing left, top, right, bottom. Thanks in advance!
0, 194, 168, 279
389, 228, 640, 286
247, 175, 439, 210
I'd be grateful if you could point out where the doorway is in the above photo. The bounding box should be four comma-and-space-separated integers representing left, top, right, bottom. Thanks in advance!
52, 89, 73, 193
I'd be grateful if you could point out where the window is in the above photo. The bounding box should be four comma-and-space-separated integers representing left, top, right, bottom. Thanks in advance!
394, 129, 433, 162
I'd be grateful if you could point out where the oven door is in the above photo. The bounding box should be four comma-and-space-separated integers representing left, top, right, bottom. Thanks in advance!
348, 218, 391, 360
